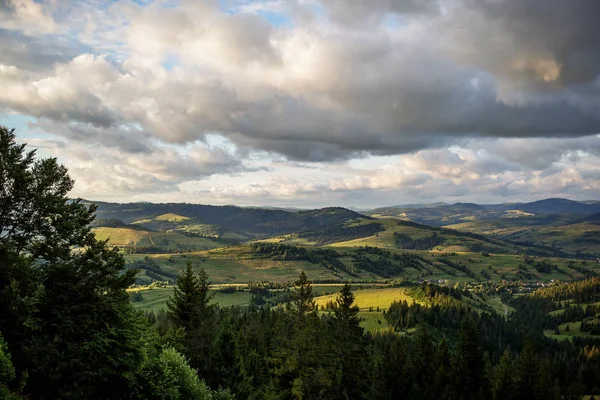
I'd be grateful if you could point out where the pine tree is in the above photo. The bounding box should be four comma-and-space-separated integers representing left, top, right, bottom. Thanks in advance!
410, 324, 436, 400
0, 125, 146, 399
289, 271, 316, 319
492, 350, 514, 400
272, 272, 334, 399
331, 284, 366, 399
167, 261, 202, 332
513, 338, 540, 400
434, 337, 451, 399
452, 317, 490, 400
167, 262, 217, 382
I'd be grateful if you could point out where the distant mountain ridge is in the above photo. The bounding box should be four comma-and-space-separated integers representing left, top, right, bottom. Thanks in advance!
498, 198, 600, 214
366, 198, 600, 227
85, 200, 370, 240
371, 198, 600, 214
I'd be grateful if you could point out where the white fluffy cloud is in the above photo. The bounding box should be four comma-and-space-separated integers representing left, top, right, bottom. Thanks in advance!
1, 0, 599, 206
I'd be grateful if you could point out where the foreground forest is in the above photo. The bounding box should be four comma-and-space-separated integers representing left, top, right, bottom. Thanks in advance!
2, 124, 600, 399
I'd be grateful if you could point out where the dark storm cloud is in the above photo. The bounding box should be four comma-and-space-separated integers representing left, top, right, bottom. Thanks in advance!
450, 0, 600, 85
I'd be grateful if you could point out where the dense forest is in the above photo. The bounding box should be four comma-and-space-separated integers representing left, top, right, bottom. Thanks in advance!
2, 124, 600, 399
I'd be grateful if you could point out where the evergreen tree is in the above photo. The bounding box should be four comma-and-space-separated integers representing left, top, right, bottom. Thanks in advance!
330, 284, 367, 399
409, 324, 436, 400
513, 338, 540, 400
167, 262, 217, 383
289, 271, 316, 319
167, 261, 202, 333
492, 350, 514, 400
272, 272, 334, 399
452, 317, 490, 400
434, 337, 451, 399
0, 126, 146, 399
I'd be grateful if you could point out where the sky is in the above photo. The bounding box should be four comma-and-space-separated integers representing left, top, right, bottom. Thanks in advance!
1, 0, 600, 209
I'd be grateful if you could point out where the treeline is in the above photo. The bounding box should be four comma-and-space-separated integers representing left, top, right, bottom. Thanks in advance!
394, 231, 445, 250
298, 222, 384, 245
437, 257, 479, 280
141, 270, 600, 399
91, 218, 149, 230
534, 277, 600, 302
351, 246, 428, 278
552, 304, 599, 325
93, 199, 367, 238
127, 256, 178, 283
250, 243, 358, 276
395, 220, 514, 253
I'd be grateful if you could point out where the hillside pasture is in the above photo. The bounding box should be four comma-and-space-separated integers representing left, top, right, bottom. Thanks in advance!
93, 227, 224, 252
314, 287, 419, 311
130, 286, 253, 312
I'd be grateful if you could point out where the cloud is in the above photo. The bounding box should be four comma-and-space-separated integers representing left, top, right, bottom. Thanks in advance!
0, 0, 59, 35
1, 0, 600, 163
1, 0, 600, 205
21, 135, 254, 201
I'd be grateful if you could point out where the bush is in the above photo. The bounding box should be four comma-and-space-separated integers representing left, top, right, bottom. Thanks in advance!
0, 333, 21, 399
136, 347, 235, 400
159, 347, 214, 400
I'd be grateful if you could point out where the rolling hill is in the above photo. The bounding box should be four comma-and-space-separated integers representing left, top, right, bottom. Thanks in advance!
367, 198, 600, 226
81, 199, 600, 286
88, 201, 370, 240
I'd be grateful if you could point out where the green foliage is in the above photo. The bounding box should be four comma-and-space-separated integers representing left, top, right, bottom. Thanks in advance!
167, 262, 217, 382
0, 333, 21, 400
0, 126, 147, 399
452, 317, 490, 400
394, 231, 445, 250
329, 284, 367, 399
135, 347, 233, 400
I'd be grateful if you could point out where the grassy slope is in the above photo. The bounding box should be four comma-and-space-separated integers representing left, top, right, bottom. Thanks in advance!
314, 287, 419, 311
112, 213, 600, 286
154, 213, 190, 222
126, 246, 361, 284
447, 219, 600, 255
128, 245, 597, 286
131, 287, 253, 312
93, 227, 224, 251
327, 218, 514, 254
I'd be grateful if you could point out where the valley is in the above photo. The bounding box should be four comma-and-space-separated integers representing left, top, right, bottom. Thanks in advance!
85, 199, 600, 324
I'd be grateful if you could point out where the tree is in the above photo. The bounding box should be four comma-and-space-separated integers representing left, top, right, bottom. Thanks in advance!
271, 272, 334, 399
513, 338, 540, 400
0, 333, 21, 400
451, 317, 490, 400
492, 350, 514, 400
289, 271, 316, 319
0, 127, 96, 261
330, 284, 366, 399
134, 346, 233, 400
167, 262, 217, 382
167, 261, 203, 333
409, 324, 436, 400
0, 125, 145, 399
434, 337, 451, 399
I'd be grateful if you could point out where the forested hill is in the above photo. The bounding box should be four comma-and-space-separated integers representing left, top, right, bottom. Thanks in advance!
367, 198, 600, 226
86, 200, 369, 237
